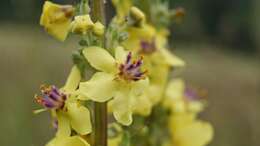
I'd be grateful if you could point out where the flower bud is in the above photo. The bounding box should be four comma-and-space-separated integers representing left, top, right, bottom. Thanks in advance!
128, 7, 145, 27
71, 15, 94, 35
93, 22, 105, 36
40, 1, 74, 41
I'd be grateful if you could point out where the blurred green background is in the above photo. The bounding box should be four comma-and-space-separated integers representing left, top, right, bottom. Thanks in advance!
0, 0, 259, 146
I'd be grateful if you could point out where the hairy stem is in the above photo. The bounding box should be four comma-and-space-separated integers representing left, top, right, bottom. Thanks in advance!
90, 0, 107, 146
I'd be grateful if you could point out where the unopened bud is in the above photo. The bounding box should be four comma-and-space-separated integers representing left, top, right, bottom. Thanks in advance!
93, 22, 105, 36
71, 15, 94, 35
40, 1, 75, 41
128, 7, 145, 27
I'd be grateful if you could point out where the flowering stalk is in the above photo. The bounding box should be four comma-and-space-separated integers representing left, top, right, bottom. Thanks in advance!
90, 0, 107, 146
36, 1, 214, 146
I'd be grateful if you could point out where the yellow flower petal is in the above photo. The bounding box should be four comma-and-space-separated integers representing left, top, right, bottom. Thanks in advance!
46, 136, 90, 146
146, 84, 164, 105
173, 101, 186, 113
188, 101, 204, 113
115, 46, 128, 63
40, 1, 74, 41
83, 46, 116, 73
160, 48, 185, 67
164, 79, 186, 112
111, 92, 133, 125
132, 94, 152, 116
130, 78, 149, 96
155, 28, 169, 48
77, 94, 89, 101
166, 79, 185, 100
45, 22, 72, 41
67, 102, 92, 135
112, 0, 132, 21
56, 111, 71, 137
171, 114, 214, 146
79, 72, 116, 102
63, 66, 81, 92
147, 60, 169, 85
127, 24, 156, 40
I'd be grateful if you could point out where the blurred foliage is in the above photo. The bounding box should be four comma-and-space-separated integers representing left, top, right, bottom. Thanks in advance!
1, 0, 258, 52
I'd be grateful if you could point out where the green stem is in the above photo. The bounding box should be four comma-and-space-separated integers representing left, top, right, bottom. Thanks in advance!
80, 0, 90, 14
90, 0, 107, 146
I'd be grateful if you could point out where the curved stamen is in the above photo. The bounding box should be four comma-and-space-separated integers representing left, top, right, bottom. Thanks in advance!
35, 85, 67, 110
118, 52, 147, 81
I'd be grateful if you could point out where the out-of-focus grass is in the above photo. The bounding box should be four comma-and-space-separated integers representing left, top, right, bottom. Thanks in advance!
0, 24, 259, 146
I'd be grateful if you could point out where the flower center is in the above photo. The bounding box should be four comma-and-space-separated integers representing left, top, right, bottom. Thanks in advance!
184, 87, 207, 101
139, 39, 157, 54
118, 52, 147, 81
35, 85, 67, 110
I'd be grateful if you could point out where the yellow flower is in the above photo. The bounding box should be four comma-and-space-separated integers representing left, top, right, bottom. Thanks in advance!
71, 15, 94, 35
40, 1, 74, 41
34, 66, 92, 137
169, 112, 214, 146
123, 24, 185, 67
122, 24, 185, 105
129, 60, 169, 111
112, 0, 132, 21
142, 56, 171, 105
164, 79, 205, 113
46, 135, 90, 146
79, 46, 149, 125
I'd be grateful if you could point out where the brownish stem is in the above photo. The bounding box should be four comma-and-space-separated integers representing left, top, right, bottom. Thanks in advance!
90, 0, 107, 146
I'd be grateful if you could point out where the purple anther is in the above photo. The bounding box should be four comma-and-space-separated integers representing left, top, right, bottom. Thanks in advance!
35, 85, 67, 110
118, 52, 147, 81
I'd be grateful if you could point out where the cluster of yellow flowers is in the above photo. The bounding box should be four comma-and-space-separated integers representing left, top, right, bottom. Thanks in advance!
35, 0, 213, 146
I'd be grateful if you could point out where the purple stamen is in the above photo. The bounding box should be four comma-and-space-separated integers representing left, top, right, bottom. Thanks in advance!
43, 98, 55, 108
127, 64, 135, 70
118, 52, 147, 81
35, 85, 67, 110
49, 91, 60, 101
135, 59, 143, 67
126, 52, 132, 63
52, 86, 61, 95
